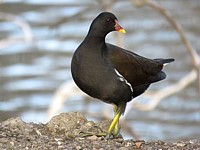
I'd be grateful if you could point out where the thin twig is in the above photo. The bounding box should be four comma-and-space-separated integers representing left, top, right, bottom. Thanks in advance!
145, 0, 200, 68
131, 0, 200, 95
0, 12, 33, 48
133, 69, 197, 111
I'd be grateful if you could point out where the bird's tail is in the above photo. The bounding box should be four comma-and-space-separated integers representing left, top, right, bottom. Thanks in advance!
154, 58, 175, 65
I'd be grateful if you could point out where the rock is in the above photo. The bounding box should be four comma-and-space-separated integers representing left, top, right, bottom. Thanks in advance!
47, 112, 87, 133
0, 112, 199, 149
87, 135, 98, 140
46, 112, 87, 138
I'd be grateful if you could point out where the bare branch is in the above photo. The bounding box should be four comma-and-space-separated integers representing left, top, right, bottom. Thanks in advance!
0, 12, 33, 48
47, 81, 88, 121
133, 69, 197, 111
131, 0, 200, 96
144, 0, 200, 69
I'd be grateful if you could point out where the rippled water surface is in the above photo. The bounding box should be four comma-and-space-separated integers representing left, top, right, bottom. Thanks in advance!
0, 0, 200, 141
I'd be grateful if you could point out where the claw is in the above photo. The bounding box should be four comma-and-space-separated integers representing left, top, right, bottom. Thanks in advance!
105, 134, 114, 139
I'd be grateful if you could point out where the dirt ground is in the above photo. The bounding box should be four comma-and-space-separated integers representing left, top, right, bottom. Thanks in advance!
0, 112, 199, 150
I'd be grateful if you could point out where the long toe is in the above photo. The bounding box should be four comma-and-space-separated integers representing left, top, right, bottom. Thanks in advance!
105, 133, 114, 139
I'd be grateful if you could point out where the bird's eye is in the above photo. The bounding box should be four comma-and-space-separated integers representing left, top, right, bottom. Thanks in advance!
106, 18, 111, 23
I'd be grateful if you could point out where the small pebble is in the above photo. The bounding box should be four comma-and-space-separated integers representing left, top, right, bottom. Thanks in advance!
76, 145, 82, 150
0, 113, 199, 150
87, 135, 98, 140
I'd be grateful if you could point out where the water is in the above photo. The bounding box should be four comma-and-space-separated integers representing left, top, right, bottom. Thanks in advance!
0, 0, 200, 141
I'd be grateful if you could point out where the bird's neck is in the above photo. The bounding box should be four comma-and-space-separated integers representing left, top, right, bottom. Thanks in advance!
86, 36, 105, 43
85, 33, 106, 45
83, 35, 107, 56
87, 26, 108, 39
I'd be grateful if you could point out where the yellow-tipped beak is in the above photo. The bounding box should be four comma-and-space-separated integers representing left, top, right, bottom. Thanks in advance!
114, 19, 126, 34
118, 28, 126, 34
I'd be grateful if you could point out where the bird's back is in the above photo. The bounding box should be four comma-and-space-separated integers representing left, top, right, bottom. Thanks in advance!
107, 43, 174, 95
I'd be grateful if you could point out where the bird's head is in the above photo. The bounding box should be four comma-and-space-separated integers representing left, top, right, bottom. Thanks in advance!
88, 12, 126, 37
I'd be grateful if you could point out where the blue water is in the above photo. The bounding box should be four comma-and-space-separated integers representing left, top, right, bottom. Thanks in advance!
0, 0, 199, 141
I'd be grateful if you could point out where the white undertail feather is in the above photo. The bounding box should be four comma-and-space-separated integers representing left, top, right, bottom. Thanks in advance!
163, 63, 169, 66
114, 69, 133, 93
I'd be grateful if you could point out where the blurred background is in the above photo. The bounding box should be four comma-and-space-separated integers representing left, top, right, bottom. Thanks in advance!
0, 0, 199, 141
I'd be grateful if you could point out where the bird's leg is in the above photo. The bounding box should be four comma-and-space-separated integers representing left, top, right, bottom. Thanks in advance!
107, 104, 122, 138
113, 104, 121, 136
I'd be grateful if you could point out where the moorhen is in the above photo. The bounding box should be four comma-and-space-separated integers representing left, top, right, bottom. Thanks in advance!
71, 12, 174, 138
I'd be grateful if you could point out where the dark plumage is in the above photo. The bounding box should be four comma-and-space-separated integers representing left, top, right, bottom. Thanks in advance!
71, 12, 174, 138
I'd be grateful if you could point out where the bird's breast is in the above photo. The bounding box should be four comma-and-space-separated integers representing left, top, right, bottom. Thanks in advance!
71, 48, 133, 103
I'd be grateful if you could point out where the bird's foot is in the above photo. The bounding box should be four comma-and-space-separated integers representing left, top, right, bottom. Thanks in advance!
79, 131, 107, 137
105, 132, 123, 139
78, 130, 122, 139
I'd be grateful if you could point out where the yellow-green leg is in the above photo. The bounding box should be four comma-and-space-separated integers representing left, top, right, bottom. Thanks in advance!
107, 104, 122, 138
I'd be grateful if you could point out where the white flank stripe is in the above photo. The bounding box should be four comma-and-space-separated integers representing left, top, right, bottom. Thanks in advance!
114, 69, 133, 93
